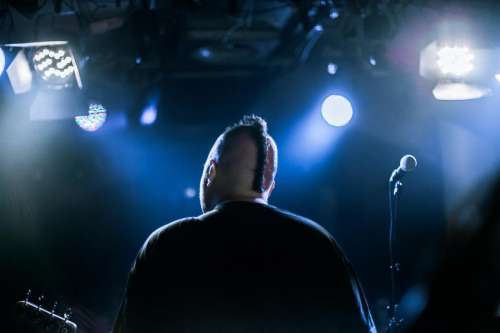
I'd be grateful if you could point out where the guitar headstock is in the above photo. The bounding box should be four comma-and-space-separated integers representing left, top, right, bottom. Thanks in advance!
15, 290, 78, 333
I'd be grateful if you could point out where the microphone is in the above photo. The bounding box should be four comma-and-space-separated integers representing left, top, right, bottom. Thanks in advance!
389, 154, 417, 182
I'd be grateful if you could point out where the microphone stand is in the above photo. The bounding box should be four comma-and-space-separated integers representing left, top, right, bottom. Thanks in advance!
386, 175, 404, 333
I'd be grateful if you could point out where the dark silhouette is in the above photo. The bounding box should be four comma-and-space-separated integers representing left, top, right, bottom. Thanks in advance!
113, 116, 376, 332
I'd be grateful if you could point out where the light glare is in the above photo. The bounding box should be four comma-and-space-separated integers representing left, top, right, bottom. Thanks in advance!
140, 106, 157, 126
495, 74, 500, 82
327, 63, 337, 75
330, 8, 339, 20
199, 48, 212, 58
184, 187, 197, 199
321, 95, 353, 127
314, 25, 323, 32
437, 46, 474, 76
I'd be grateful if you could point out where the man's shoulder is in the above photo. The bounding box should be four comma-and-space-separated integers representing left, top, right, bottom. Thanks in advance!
138, 217, 200, 256
268, 205, 350, 259
268, 205, 335, 240
141, 205, 336, 251
147, 217, 200, 241
144, 208, 225, 244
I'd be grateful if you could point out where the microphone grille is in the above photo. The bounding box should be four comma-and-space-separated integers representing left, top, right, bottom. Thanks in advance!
400, 154, 418, 172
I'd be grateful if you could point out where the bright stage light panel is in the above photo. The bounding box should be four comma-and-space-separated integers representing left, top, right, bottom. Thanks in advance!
75, 103, 107, 132
321, 95, 353, 127
33, 46, 75, 87
437, 46, 474, 77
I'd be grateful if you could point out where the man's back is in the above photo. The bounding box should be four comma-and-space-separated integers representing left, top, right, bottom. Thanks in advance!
114, 201, 375, 333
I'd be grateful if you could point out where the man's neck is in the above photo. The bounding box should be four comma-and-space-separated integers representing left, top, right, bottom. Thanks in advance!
216, 195, 267, 206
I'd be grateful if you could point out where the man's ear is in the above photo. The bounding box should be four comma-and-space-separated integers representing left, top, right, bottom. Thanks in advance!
267, 180, 275, 196
263, 136, 277, 198
261, 179, 275, 201
262, 166, 275, 197
206, 159, 217, 186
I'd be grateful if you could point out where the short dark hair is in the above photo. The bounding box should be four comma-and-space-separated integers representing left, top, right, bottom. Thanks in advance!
217, 115, 269, 193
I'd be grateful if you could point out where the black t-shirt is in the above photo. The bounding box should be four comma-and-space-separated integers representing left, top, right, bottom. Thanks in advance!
114, 201, 376, 333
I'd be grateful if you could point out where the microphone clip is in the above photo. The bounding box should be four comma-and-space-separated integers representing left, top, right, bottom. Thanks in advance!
389, 167, 403, 183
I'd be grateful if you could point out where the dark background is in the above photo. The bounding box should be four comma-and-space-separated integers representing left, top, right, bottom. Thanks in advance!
2, 1, 500, 332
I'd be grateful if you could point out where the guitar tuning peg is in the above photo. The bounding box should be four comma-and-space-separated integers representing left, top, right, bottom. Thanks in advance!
37, 295, 45, 309
64, 307, 72, 321
25, 289, 31, 302
51, 301, 58, 314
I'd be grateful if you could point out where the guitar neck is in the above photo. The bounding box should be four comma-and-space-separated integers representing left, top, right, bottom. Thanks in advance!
16, 300, 78, 333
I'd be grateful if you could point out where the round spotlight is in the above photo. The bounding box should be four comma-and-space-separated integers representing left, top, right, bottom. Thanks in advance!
75, 103, 107, 132
321, 95, 353, 127
0, 47, 5, 76
140, 106, 157, 126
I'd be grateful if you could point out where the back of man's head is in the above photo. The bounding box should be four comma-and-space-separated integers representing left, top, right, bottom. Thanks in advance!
199, 115, 278, 212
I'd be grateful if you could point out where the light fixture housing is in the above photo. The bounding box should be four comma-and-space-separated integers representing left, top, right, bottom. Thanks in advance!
6, 50, 33, 94
420, 41, 495, 101
0, 47, 5, 76
432, 82, 490, 101
3, 41, 83, 92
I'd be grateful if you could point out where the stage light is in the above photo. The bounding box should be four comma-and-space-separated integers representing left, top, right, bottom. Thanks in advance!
75, 103, 107, 132
32, 46, 76, 88
327, 63, 337, 75
199, 47, 212, 59
3, 41, 82, 93
329, 8, 339, 20
369, 56, 377, 66
437, 46, 474, 77
495, 74, 500, 82
140, 105, 157, 126
0, 47, 5, 76
321, 95, 353, 127
313, 25, 323, 32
